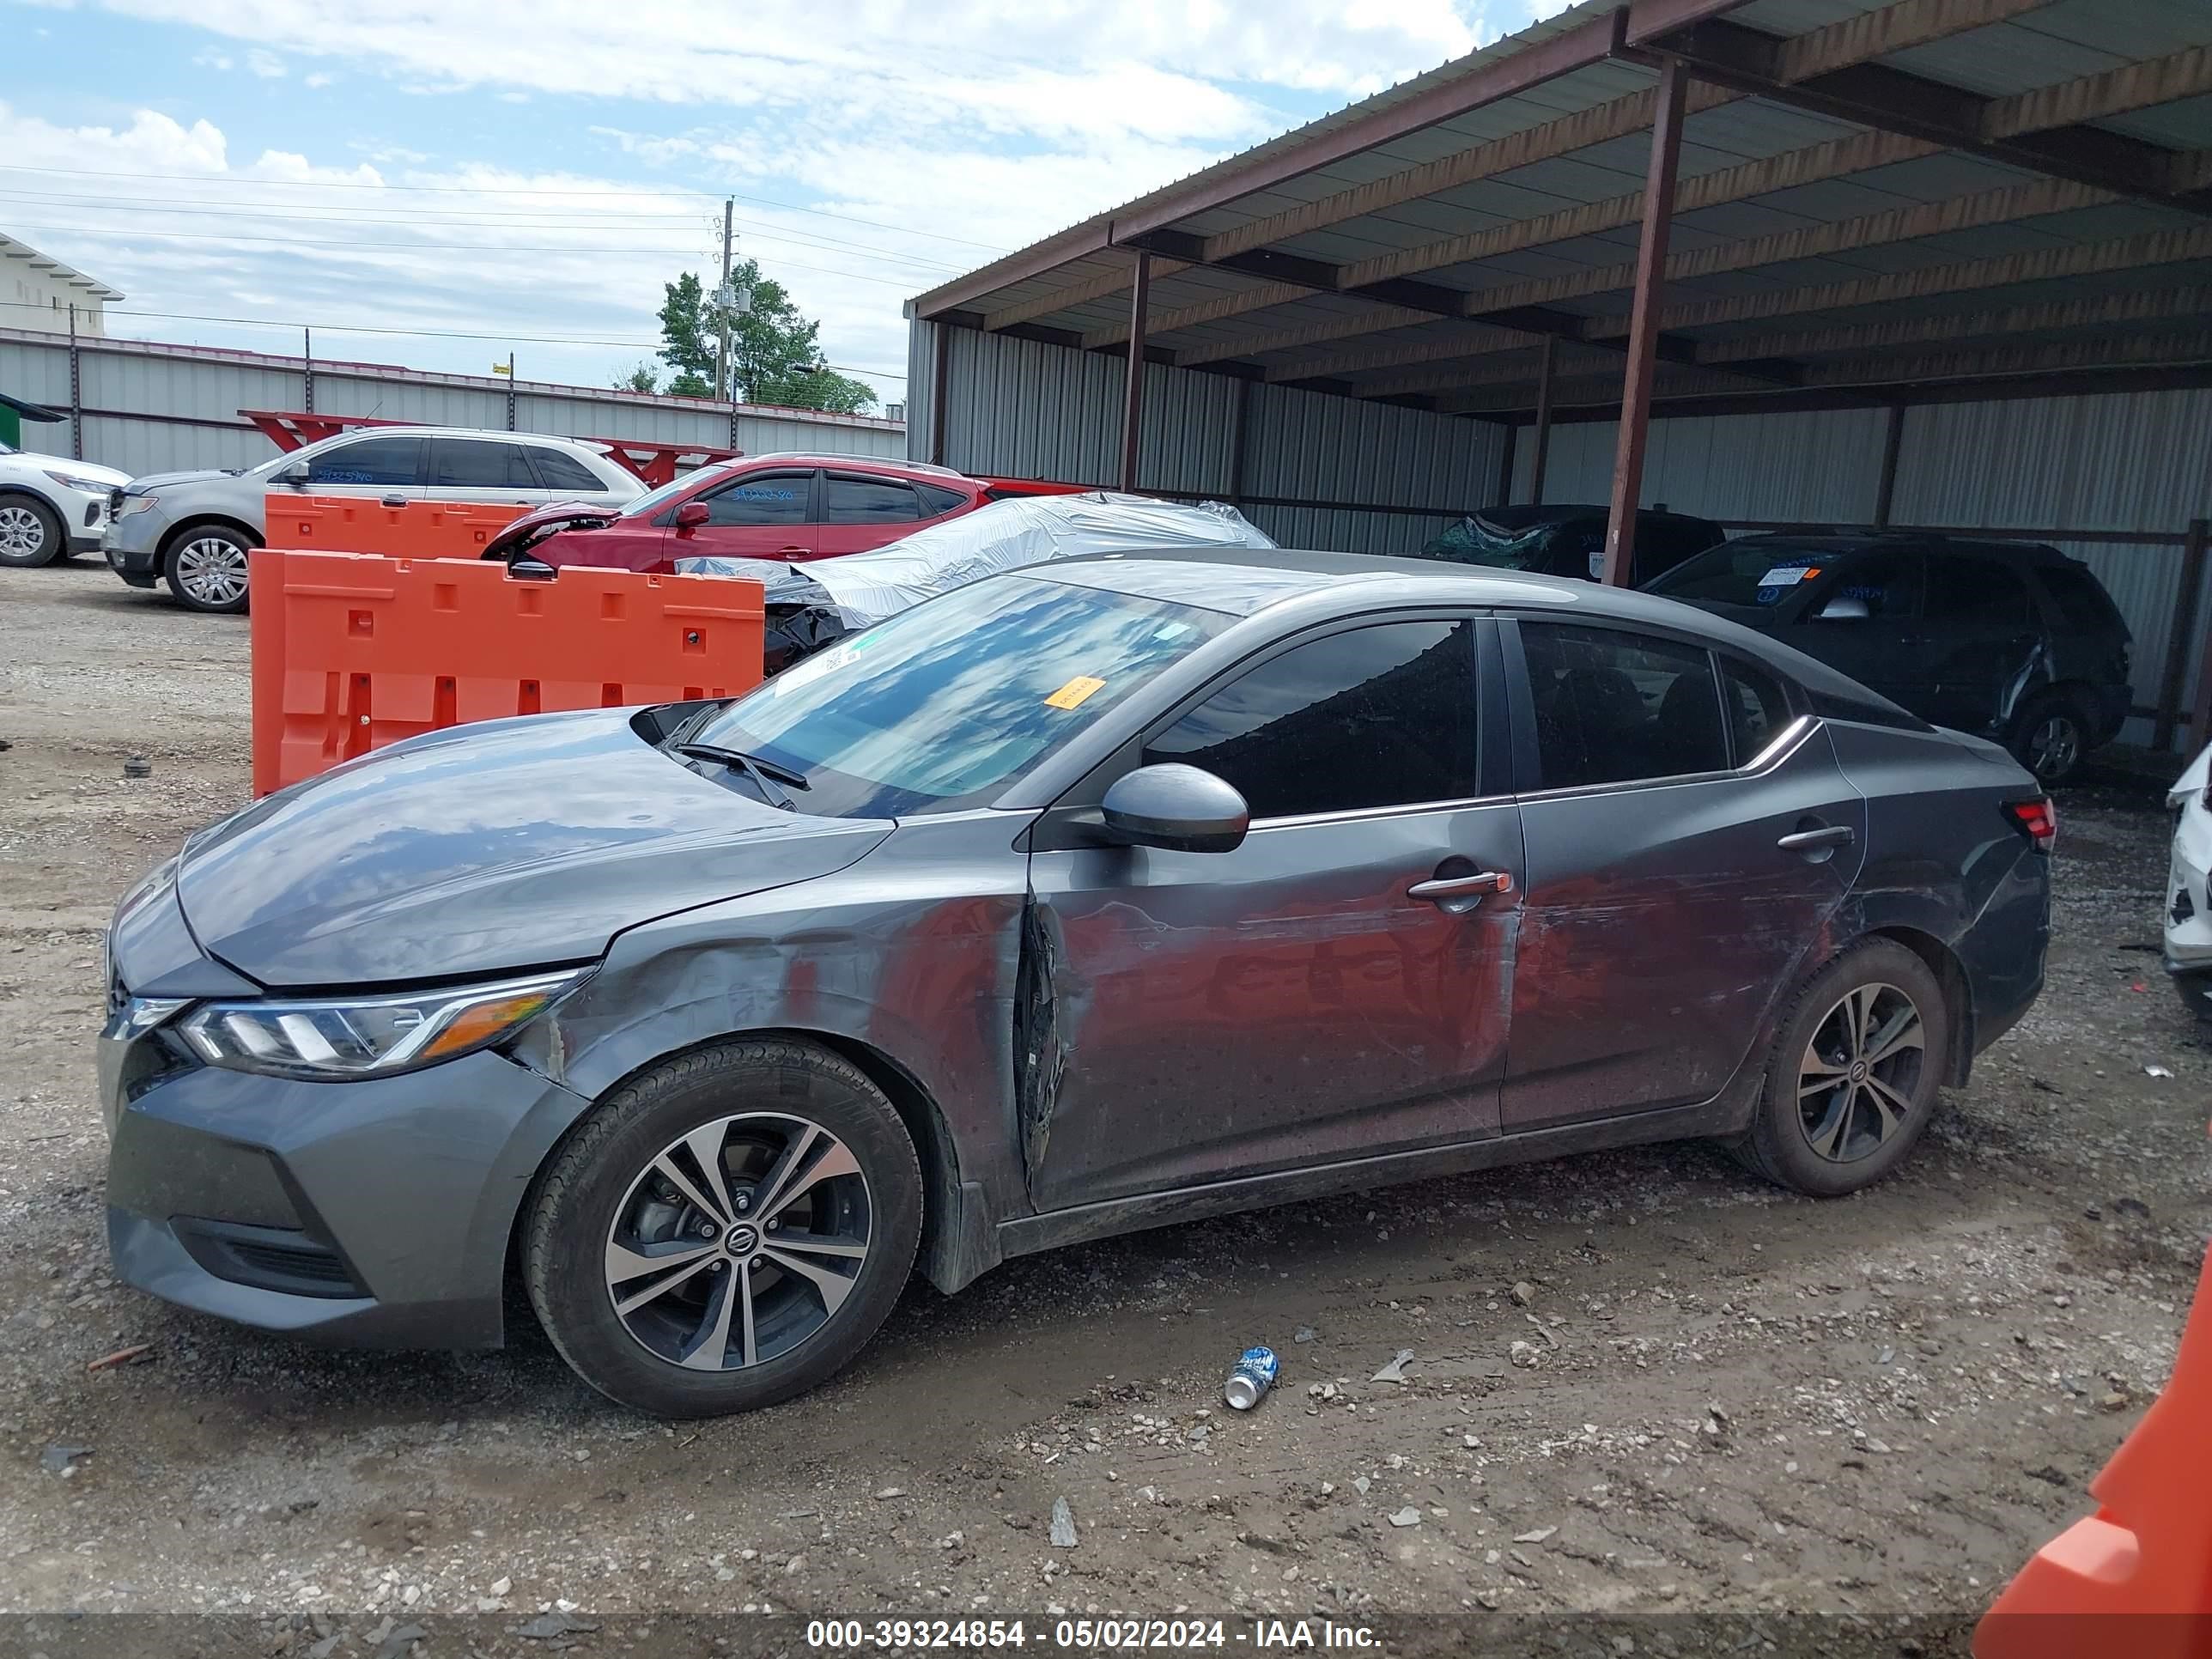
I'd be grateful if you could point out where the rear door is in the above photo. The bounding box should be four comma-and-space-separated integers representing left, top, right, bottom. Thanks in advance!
675, 467, 820, 560
1917, 553, 2044, 738
424, 437, 550, 506
299, 434, 426, 503
523, 442, 630, 507
813, 471, 935, 559
1501, 618, 1866, 1130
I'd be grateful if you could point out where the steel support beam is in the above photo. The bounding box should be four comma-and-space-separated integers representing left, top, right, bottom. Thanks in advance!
984, 260, 1191, 333
1771, 0, 2060, 84
2157, 518, 2210, 751
1697, 284, 2212, 366
1529, 336, 1558, 505
1174, 307, 1441, 368
1872, 404, 1905, 530
1603, 57, 1687, 588
1119, 252, 1151, 493
2191, 520, 2212, 755
929, 319, 951, 466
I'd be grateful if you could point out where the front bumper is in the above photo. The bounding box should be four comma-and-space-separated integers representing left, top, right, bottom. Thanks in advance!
102, 1006, 592, 1348
102, 506, 167, 586
54, 485, 112, 551
2168, 826, 2212, 1021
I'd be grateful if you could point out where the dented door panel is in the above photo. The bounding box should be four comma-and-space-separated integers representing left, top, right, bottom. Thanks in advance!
1503, 724, 1867, 1129
1022, 799, 1523, 1212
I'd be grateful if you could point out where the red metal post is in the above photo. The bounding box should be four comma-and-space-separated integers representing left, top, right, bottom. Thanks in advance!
2169, 516, 2211, 752
1601, 56, 1689, 586
1119, 251, 1152, 494
1872, 402, 1905, 529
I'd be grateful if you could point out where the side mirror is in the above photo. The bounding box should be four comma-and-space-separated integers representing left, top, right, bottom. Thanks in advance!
278, 461, 310, 487
1815, 593, 1870, 621
1099, 763, 1249, 854
509, 557, 557, 581
673, 501, 711, 531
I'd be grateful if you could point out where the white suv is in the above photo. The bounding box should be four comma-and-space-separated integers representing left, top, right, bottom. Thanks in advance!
0, 441, 131, 568
103, 426, 643, 614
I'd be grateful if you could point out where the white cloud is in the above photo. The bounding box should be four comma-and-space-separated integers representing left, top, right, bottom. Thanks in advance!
304, 71, 336, 88
246, 47, 288, 78
191, 47, 234, 71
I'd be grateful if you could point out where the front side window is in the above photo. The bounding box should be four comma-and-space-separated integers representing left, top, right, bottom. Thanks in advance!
305, 435, 421, 488
1809, 550, 1923, 621
1145, 621, 1478, 821
702, 470, 812, 526
1522, 623, 1728, 789
430, 439, 538, 489
824, 476, 923, 525
690, 575, 1231, 817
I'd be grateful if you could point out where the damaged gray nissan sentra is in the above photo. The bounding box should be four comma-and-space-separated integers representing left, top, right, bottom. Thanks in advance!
100, 549, 2051, 1416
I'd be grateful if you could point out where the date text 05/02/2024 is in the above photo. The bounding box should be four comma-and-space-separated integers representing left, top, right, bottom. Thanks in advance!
804, 1618, 1381, 1650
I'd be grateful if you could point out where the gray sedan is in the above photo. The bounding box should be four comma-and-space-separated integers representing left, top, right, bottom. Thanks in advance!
100, 551, 2052, 1416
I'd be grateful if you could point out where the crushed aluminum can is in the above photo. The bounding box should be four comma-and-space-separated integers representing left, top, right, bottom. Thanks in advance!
1224, 1345, 1280, 1411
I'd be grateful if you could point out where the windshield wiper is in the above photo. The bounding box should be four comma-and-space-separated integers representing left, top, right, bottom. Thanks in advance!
673, 743, 808, 811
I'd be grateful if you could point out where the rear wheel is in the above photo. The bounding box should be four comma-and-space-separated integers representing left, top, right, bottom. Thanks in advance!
0, 494, 64, 568
2010, 691, 2089, 787
163, 525, 257, 613
1735, 939, 1948, 1197
524, 1039, 922, 1417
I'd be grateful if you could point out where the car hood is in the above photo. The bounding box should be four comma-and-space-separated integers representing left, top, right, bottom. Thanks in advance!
175, 708, 893, 988
122, 466, 244, 493
1669, 597, 1781, 630
2173, 743, 2211, 811
483, 500, 622, 557
7, 451, 130, 486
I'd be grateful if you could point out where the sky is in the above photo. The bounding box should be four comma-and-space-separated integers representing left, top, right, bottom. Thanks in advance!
3, 0, 1572, 412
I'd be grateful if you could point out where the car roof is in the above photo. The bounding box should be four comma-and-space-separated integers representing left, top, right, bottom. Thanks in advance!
319, 426, 607, 452
1733, 531, 2068, 562
1475, 504, 1718, 528
733, 452, 969, 479
1031, 547, 1919, 719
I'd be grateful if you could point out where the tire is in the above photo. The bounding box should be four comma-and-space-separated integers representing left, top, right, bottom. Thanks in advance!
1733, 939, 1950, 1198
523, 1039, 922, 1418
0, 494, 65, 568
2009, 690, 2090, 787
162, 524, 258, 614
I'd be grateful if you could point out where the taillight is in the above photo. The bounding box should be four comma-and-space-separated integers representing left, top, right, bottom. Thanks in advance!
2005, 797, 2057, 852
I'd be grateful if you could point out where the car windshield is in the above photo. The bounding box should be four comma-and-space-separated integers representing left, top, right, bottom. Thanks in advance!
684, 574, 1231, 817
1647, 540, 1835, 606
1414, 514, 1567, 569
623, 465, 732, 520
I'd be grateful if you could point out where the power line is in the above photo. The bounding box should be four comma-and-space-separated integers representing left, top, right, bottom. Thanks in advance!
0, 297, 908, 380
3, 222, 940, 289
0, 163, 1012, 253
0, 189, 972, 273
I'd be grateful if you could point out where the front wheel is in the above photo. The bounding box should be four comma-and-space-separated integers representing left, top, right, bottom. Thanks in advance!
1734, 939, 1949, 1197
163, 526, 258, 613
0, 494, 65, 568
523, 1039, 922, 1417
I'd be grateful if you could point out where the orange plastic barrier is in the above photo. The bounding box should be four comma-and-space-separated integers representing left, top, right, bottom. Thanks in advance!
1974, 1241, 2212, 1659
264, 493, 531, 560
248, 550, 764, 796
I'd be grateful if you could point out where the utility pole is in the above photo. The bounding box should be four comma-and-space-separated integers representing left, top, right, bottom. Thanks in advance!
714, 198, 734, 403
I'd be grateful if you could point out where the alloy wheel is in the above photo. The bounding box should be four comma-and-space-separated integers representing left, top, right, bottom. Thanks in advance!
604, 1112, 872, 1372
174, 537, 249, 606
2026, 714, 2081, 783
1797, 981, 1925, 1164
0, 504, 48, 560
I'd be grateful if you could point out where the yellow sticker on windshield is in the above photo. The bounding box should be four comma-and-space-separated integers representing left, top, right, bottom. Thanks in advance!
1044, 675, 1107, 710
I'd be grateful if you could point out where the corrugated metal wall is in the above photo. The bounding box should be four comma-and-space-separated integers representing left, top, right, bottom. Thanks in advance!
916, 323, 1508, 555
0, 327, 905, 478
1516, 393, 2212, 746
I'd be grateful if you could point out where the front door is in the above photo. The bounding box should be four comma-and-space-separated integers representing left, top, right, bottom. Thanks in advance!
1789, 546, 1930, 715
673, 468, 820, 560
299, 434, 426, 503
1503, 620, 1867, 1130
1024, 616, 1522, 1211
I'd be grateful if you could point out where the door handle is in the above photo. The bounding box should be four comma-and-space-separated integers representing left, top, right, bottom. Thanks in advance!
1409, 870, 1514, 904
379, 494, 408, 507
777, 544, 810, 556
1778, 824, 1855, 852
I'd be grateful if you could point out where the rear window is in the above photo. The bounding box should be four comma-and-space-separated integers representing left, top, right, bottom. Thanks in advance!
2035, 562, 2126, 636
1647, 541, 1833, 606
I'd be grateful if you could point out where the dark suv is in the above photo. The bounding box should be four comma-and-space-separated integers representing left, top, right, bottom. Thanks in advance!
1648, 532, 2131, 784
1416, 505, 1727, 586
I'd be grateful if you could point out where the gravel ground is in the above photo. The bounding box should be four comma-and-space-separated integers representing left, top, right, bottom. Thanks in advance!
2, 560, 2208, 1654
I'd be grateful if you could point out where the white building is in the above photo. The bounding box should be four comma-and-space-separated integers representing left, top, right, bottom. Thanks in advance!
1, 234, 121, 336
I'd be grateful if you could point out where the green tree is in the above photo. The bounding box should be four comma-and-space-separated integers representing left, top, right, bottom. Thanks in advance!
655, 261, 877, 413
612, 362, 659, 393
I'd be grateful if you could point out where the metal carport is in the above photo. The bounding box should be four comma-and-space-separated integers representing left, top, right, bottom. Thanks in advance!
905, 0, 2212, 753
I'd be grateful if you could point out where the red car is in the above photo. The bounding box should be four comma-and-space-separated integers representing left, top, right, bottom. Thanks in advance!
481, 453, 1080, 572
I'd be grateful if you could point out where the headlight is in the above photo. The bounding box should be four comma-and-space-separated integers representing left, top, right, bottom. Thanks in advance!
117, 495, 161, 516
43, 469, 113, 494
179, 969, 586, 1079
